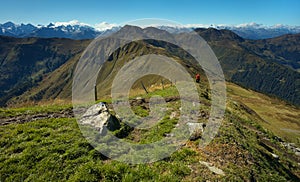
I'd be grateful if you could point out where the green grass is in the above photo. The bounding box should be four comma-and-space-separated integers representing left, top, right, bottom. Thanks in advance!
0, 84, 299, 181
0, 104, 72, 118
0, 118, 196, 181
227, 82, 300, 145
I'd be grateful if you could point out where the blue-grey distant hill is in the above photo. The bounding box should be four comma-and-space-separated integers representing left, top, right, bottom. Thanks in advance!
1, 21, 300, 40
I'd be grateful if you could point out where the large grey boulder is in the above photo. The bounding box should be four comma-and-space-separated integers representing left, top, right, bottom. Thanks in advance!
79, 102, 120, 133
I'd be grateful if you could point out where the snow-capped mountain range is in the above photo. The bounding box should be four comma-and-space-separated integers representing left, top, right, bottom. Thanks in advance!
1, 20, 300, 40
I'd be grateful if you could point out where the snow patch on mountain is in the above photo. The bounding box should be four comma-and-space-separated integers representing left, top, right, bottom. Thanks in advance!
53, 20, 91, 28
0, 21, 299, 40
94, 22, 118, 31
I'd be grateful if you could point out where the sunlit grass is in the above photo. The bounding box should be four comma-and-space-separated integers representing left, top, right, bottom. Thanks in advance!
0, 82, 299, 181
227, 82, 300, 145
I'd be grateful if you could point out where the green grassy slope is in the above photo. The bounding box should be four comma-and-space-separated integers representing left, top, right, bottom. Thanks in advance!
0, 83, 299, 181
227, 82, 300, 145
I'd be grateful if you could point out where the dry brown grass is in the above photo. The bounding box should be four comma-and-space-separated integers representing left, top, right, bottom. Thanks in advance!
227, 82, 300, 145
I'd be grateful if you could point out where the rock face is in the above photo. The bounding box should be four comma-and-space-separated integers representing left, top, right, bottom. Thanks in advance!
79, 102, 120, 133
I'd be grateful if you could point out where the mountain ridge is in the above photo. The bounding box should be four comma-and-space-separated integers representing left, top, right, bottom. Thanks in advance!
1, 21, 300, 40
0, 26, 299, 107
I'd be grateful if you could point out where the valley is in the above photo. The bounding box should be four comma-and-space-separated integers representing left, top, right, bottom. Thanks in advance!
0, 25, 299, 181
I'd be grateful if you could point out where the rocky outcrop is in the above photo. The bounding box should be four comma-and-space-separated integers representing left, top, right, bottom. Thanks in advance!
79, 102, 120, 133
282, 142, 300, 156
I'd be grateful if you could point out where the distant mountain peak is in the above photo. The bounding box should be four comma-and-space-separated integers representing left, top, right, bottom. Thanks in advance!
53, 20, 90, 28
47, 23, 55, 28
0, 21, 300, 40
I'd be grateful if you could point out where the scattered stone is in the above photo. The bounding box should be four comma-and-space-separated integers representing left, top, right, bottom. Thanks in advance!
187, 122, 205, 140
170, 112, 177, 119
197, 110, 209, 119
263, 137, 270, 141
164, 96, 179, 102
287, 144, 294, 150
271, 153, 279, 159
164, 133, 174, 137
279, 141, 300, 156
135, 97, 145, 104
199, 161, 225, 176
274, 136, 284, 142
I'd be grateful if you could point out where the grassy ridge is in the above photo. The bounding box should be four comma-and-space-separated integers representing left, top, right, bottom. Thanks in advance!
0, 84, 299, 181
4, 28, 299, 107
227, 82, 300, 145
0, 104, 72, 118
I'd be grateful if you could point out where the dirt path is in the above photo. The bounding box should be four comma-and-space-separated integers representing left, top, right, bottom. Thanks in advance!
0, 96, 191, 126
0, 108, 74, 126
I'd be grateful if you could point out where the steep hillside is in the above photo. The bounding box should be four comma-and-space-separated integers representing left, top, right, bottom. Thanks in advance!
227, 82, 300, 145
0, 26, 299, 181
85, 27, 300, 106
0, 36, 90, 106
95, 38, 206, 98
196, 28, 300, 105
251, 33, 300, 71
1, 26, 300, 106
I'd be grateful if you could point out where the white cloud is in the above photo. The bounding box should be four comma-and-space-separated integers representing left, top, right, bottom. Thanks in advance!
54, 20, 91, 27
235, 22, 264, 28
94, 22, 118, 31
184, 24, 211, 28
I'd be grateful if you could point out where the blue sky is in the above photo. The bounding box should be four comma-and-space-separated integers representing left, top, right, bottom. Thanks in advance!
1, 0, 299, 26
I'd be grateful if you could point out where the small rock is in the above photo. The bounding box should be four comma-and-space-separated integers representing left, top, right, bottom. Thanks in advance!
164, 133, 174, 137
271, 153, 279, 159
274, 136, 284, 142
199, 161, 225, 176
135, 97, 145, 105
187, 122, 205, 140
170, 112, 177, 119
